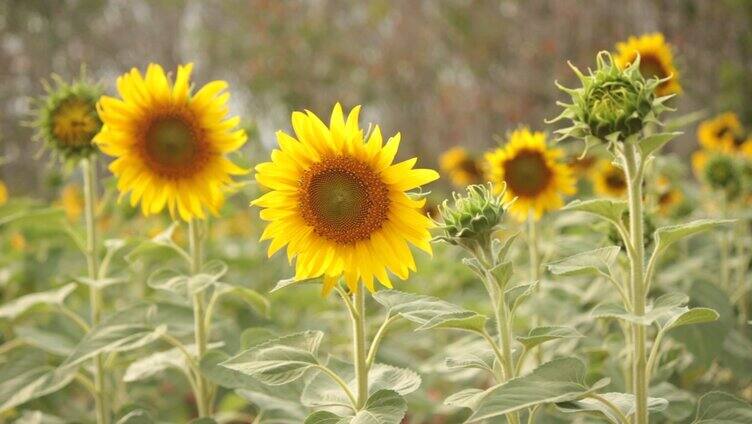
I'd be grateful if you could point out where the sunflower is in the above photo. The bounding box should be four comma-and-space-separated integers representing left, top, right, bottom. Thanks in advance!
32, 74, 102, 161
95, 64, 247, 221
592, 159, 627, 198
252, 104, 439, 294
0, 181, 7, 206
58, 184, 84, 222
697, 112, 750, 153
614, 32, 681, 97
439, 147, 484, 187
485, 128, 576, 221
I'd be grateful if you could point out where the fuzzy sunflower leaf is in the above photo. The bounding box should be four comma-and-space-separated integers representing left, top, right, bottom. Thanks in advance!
61, 324, 168, 371
372, 290, 486, 333
0, 283, 77, 320
304, 390, 406, 424
215, 282, 271, 318
653, 219, 735, 253
591, 292, 688, 325
302, 356, 420, 408
639, 132, 682, 157
444, 388, 486, 410
516, 326, 582, 350
115, 409, 154, 424
547, 246, 621, 277
125, 342, 223, 382
220, 331, 323, 385
445, 347, 497, 375
562, 199, 627, 225
556, 392, 668, 422
270, 276, 324, 293
466, 357, 609, 422
661, 307, 719, 332
692, 391, 752, 423
505, 281, 540, 315
0, 365, 77, 414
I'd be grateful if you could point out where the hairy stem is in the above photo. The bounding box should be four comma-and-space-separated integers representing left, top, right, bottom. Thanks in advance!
189, 220, 211, 417
82, 158, 108, 424
352, 282, 369, 409
623, 144, 648, 424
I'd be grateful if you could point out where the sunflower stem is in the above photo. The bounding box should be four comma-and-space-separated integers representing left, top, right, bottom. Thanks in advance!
352, 282, 369, 409
622, 144, 648, 424
189, 220, 211, 417
82, 158, 108, 424
527, 212, 543, 366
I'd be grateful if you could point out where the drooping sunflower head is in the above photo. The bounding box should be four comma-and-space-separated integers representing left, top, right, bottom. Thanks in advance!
551, 51, 670, 144
592, 159, 627, 198
697, 112, 746, 152
32, 74, 102, 162
484, 128, 576, 221
439, 147, 485, 187
615, 32, 681, 97
95, 63, 247, 221
252, 104, 439, 294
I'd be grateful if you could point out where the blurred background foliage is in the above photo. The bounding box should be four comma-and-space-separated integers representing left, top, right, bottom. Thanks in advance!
1, 0, 752, 196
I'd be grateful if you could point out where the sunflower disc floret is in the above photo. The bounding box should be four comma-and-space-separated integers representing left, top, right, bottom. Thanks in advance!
32, 73, 103, 162
551, 51, 671, 144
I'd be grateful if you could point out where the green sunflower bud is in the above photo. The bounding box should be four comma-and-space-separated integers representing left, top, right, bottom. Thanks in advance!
31, 71, 103, 163
550, 51, 672, 144
703, 153, 741, 200
435, 184, 508, 258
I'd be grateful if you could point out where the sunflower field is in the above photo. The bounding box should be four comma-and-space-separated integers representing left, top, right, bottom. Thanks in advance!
1, 1, 752, 423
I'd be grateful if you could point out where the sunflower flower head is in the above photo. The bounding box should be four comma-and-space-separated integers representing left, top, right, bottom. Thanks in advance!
485, 128, 576, 222
439, 146, 485, 187
697, 112, 749, 153
0, 180, 7, 206
435, 183, 508, 258
703, 153, 742, 199
251, 103, 439, 295
592, 159, 627, 198
614, 32, 681, 97
95, 63, 248, 221
32, 73, 103, 162
551, 51, 671, 145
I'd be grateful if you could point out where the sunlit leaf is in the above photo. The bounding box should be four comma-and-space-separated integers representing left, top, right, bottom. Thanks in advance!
372, 290, 486, 333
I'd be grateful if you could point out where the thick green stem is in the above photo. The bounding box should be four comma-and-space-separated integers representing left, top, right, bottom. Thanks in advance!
352, 282, 369, 409
623, 145, 648, 424
189, 220, 211, 417
82, 158, 108, 424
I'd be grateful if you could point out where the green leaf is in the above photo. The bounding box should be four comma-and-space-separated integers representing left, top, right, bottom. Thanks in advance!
236, 380, 307, 422
200, 349, 259, 390
505, 281, 539, 315
220, 331, 323, 385
444, 388, 486, 409
0, 284, 76, 320
215, 283, 271, 318
693, 391, 752, 423
302, 356, 420, 408
115, 409, 154, 424
372, 290, 486, 333
15, 410, 67, 424
270, 276, 323, 293
547, 246, 621, 277
662, 308, 719, 332
652, 382, 695, 422
15, 325, 78, 357
654, 219, 734, 253
466, 357, 609, 422
0, 365, 76, 413
556, 392, 668, 422
516, 326, 582, 350
445, 347, 496, 375
639, 132, 681, 157
591, 292, 688, 325
124, 342, 223, 382
304, 390, 407, 424
562, 199, 627, 225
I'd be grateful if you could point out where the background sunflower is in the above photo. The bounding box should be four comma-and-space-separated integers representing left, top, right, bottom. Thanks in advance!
484, 128, 575, 221
439, 146, 485, 187
614, 32, 682, 96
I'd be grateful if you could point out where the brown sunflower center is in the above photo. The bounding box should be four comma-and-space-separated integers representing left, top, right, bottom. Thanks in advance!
52, 98, 100, 148
638, 54, 668, 80
503, 149, 552, 197
605, 169, 627, 190
458, 158, 483, 181
142, 113, 208, 179
299, 156, 390, 244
